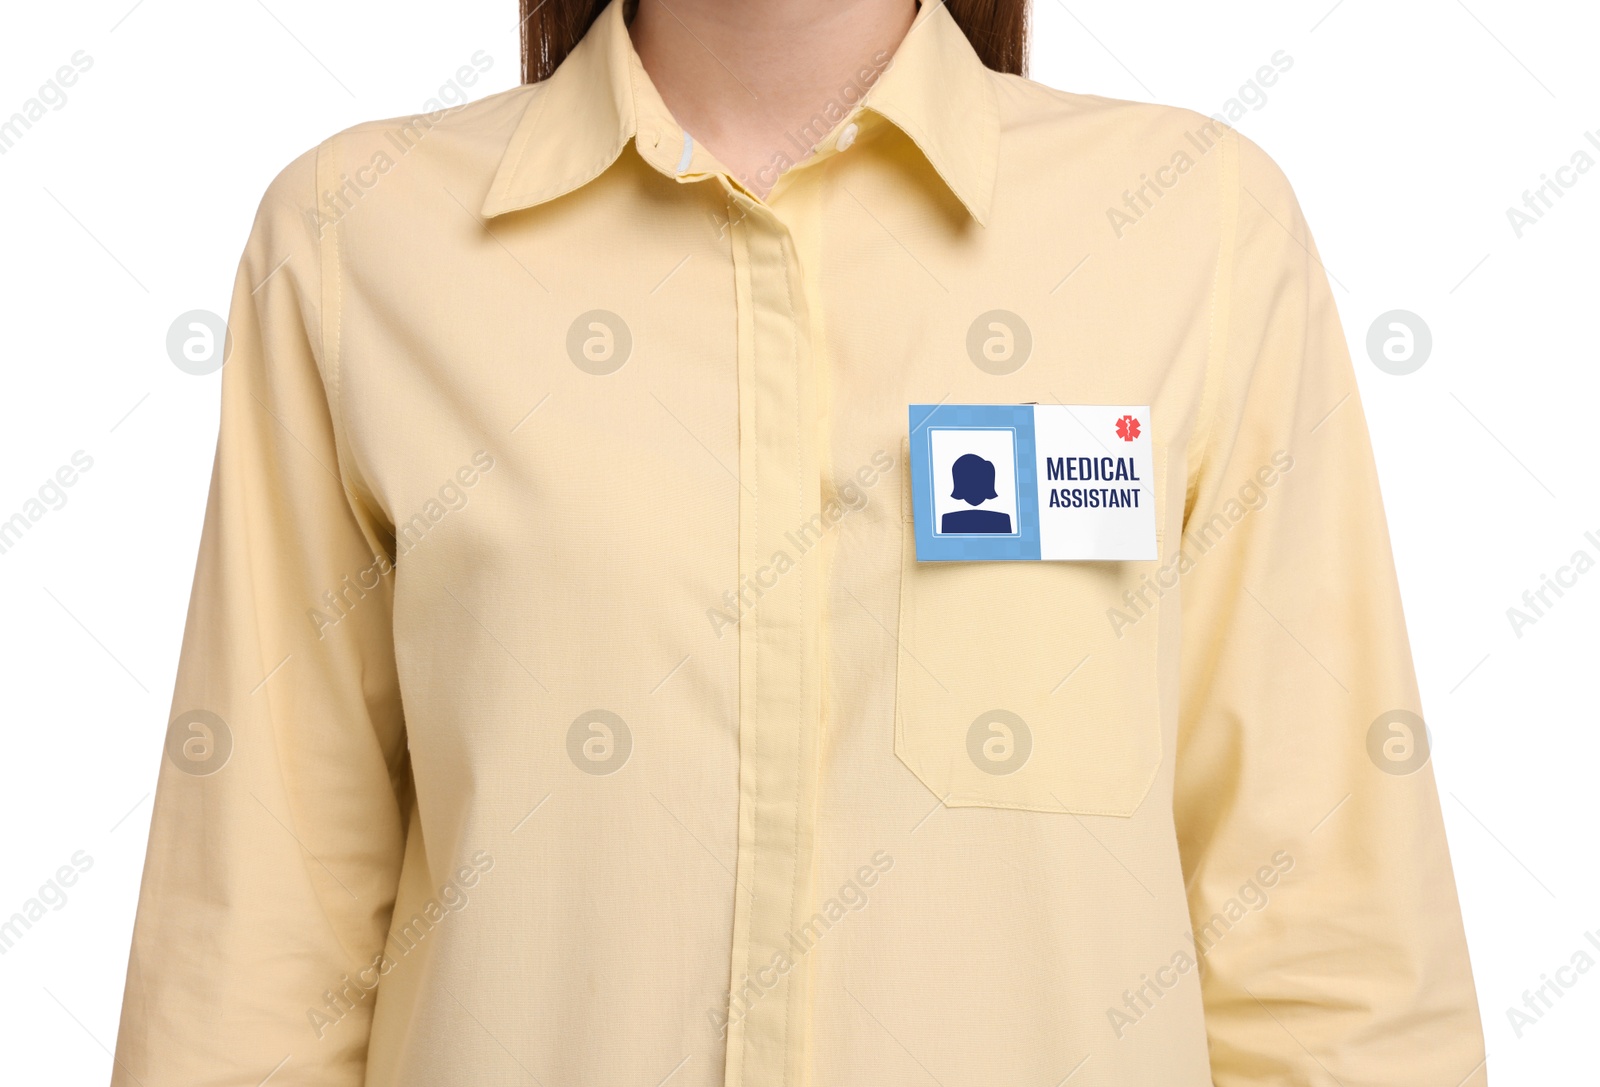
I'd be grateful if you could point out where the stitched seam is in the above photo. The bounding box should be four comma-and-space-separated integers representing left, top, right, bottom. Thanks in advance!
492, 85, 549, 208
731, 211, 763, 1083
867, 103, 986, 224
1185, 128, 1239, 527
324, 138, 374, 529
748, 223, 762, 1082
777, 226, 805, 1087
314, 138, 354, 511
325, 144, 344, 471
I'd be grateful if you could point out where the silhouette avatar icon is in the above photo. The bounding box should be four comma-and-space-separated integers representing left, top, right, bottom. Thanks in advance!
941, 453, 1013, 533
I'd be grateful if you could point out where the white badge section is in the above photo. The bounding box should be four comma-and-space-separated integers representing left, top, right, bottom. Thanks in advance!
1034, 404, 1157, 560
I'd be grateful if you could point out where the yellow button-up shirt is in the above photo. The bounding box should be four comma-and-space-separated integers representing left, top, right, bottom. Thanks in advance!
113, 2, 1488, 1084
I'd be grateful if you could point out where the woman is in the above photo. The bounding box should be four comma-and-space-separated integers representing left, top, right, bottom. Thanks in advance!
113, 1, 1488, 1084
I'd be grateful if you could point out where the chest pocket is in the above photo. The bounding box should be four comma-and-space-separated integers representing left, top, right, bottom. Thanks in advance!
893, 447, 1165, 816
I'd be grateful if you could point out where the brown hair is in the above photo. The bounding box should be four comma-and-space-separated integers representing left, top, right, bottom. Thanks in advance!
519, 0, 1028, 83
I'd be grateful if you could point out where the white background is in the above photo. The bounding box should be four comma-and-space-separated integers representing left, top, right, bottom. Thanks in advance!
1, 1, 1596, 1082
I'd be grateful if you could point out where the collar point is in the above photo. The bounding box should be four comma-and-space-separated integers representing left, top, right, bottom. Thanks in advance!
479, 192, 513, 219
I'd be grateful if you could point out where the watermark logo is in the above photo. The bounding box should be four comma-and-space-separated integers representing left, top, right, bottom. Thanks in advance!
1505, 131, 1599, 238
308, 451, 496, 639
1366, 309, 1432, 375
712, 849, 894, 1039
707, 450, 894, 637
1506, 929, 1600, 1038
167, 310, 231, 375
567, 710, 632, 775
966, 710, 1032, 775
567, 310, 632, 375
0, 51, 93, 156
1107, 849, 1294, 1038
165, 710, 233, 776
1105, 51, 1294, 238
1365, 710, 1430, 776
1108, 451, 1294, 637
1506, 529, 1600, 639
0, 851, 94, 957
0, 450, 94, 559
305, 51, 495, 238
739, 49, 892, 192
307, 850, 494, 1038
966, 310, 1032, 375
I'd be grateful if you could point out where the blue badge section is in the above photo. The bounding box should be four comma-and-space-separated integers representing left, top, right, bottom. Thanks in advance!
909, 404, 1041, 561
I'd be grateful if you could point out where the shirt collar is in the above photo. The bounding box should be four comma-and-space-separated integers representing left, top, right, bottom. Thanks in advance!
481, 0, 999, 225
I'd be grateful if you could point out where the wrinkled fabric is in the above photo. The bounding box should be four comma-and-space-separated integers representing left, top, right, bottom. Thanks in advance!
113, 2, 1487, 1085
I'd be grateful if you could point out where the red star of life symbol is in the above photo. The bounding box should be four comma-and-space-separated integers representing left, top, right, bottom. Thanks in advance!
1115, 414, 1141, 442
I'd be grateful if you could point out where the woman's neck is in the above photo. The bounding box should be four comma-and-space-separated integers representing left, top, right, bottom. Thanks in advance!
628, 0, 917, 197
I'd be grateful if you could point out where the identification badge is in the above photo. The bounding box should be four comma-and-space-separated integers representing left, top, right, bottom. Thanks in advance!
908, 404, 1157, 562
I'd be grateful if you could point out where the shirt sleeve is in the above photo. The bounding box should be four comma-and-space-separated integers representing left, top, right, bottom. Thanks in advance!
112, 144, 409, 1087
1172, 131, 1488, 1086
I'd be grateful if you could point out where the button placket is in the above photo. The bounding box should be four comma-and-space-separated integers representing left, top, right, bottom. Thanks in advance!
721, 190, 825, 1087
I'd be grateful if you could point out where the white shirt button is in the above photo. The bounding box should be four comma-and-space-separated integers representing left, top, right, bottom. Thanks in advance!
836, 122, 859, 152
